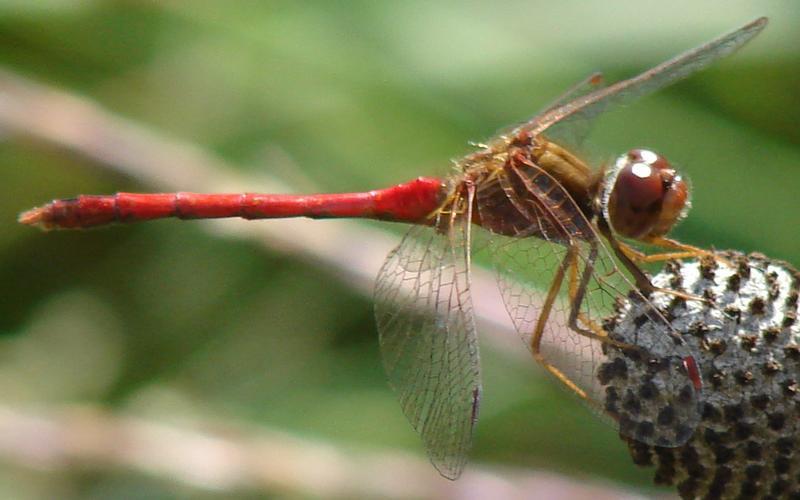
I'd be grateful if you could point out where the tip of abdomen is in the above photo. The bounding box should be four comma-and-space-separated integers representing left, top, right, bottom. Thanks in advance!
18, 204, 55, 230
18, 197, 116, 230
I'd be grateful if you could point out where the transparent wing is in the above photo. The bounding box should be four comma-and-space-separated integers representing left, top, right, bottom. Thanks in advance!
489, 72, 605, 148
476, 161, 701, 447
538, 72, 605, 149
527, 17, 767, 146
541, 72, 605, 115
374, 191, 480, 479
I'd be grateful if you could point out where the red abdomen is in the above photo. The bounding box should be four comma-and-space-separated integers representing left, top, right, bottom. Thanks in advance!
19, 177, 446, 230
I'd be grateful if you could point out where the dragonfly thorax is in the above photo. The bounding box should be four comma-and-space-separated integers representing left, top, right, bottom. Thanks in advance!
602, 149, 691, 241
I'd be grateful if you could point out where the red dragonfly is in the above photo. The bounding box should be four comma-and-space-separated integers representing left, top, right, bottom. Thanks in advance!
20, 18, 766, 479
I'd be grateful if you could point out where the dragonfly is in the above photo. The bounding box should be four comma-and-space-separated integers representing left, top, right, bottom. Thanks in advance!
19, 17, 767, 480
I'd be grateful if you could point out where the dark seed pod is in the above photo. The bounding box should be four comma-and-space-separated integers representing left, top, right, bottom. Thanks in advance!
598, 251, 800, 499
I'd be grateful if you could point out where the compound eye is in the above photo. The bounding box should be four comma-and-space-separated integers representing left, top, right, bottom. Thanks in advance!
607, 149, 688, 240
617, 150, 666, 210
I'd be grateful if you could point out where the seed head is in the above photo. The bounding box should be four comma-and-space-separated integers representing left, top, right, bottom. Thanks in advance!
599, 251, 800, 499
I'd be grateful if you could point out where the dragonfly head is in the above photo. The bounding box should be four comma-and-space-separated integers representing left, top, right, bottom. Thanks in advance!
602, 149, 691, 240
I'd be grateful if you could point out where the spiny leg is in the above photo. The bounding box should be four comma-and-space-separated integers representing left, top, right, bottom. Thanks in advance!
597, 220, 656, 294
529, 244, 588, 400
566, 241, 638, 352
598, 220, 706, 303
618, 242, 700, 263
620, 241, 716, 305
618, 237, 716, 264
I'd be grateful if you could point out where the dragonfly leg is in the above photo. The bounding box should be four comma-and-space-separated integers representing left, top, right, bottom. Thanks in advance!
529, 241, 639, 399
565, 241, 639, 351
598, 222, 707, 346
529, 243, 589, 400
616, 239, 712, 304
619, 237, 718, 264
596, 220, 657, 294
597, 221, 705, 303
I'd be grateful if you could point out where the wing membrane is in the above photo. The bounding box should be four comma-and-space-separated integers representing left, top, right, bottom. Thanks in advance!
477, 162, 701, 446
527, 17, 767, 145
374, 191, 480, 479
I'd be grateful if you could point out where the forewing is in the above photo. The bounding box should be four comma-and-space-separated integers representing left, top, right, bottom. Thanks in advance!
477, 163, 701, 446
374, 198, 480, 479
526, 17, 767, 147
541, 72, 605, 115
538, 72, 605, 147
490, 72, 605, 149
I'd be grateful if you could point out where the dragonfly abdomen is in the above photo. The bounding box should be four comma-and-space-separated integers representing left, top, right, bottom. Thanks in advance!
19, 177, 446, 230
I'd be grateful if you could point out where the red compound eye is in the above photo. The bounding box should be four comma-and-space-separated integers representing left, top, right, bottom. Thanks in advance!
606, 149, 690, 240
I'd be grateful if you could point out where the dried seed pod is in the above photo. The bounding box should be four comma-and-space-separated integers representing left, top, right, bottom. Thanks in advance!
600, 251, 800, 499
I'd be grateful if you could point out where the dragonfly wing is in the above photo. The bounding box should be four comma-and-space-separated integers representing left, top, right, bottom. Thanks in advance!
488, 72, 605, 149
476, 161, 701, 446
528, 17, 767, 145
541, 72, 605, 115
538, 72, 605, 149
374, 193, 480, 479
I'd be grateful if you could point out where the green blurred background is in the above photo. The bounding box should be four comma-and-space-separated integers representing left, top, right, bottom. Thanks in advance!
1, 1, 799, 498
